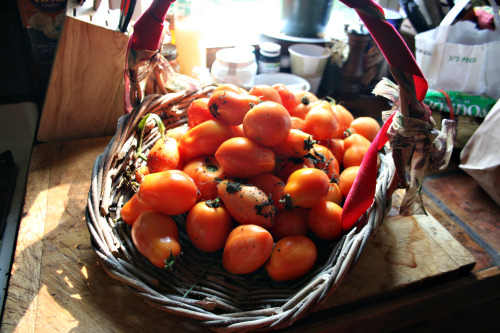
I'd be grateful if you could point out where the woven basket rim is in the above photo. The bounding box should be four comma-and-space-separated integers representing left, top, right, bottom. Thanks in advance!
85, 88, 396, 332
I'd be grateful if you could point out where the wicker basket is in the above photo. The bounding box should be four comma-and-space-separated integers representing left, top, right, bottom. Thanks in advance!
86, 84, 397, 332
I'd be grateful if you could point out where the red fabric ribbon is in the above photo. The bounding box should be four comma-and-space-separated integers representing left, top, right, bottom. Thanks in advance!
339, 0, 428, 231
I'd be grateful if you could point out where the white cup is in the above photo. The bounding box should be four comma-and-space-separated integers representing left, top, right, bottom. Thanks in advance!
288, 44, 330, 94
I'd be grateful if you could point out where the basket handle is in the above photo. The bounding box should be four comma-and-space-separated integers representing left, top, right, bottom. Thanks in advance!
339, 0, 431, 231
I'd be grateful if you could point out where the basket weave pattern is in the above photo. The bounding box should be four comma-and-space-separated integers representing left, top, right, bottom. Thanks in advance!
86, 85, 396, 331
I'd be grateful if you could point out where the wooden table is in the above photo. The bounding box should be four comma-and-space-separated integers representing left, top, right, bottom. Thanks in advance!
2, 137, 499, 332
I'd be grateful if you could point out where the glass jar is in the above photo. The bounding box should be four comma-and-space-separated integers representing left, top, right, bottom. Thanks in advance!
258, 42, 281, 74
211, 47, 257, 90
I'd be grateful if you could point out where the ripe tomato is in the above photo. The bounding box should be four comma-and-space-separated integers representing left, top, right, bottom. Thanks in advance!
182, 156, 226, 201
213, 83, 248, 95
272, 83, 297, 113
308, 201, 342, 240
338, 166, 360, 198
166, 125, 190, 142
348, 116, 381, 141
343, 133, 371, 152
147, 137, 181, 173
230, 124, 245, 137
131, 211, 181, 269
208, 89, 260, 126
217, 180, 276, 228
137, 170, 198, 216
331, 104, 354, 138
290, 116, 305, 130
268, 208, 309, 240
303, 101, 339, 141
178, 119, 233, 163
187, 97, 214, 127
343, 144, 369, 168
215, 137, 275, 178
272, 129, 315, 159
121, 192, 151, 226
281, 168, 330, 208
265, 235, 317, 281
249, 84, 283, 104
247, 173, 286, 210
309, 144, 340, 180
320, 138, 345, 168
242, 101, 291, 147
276, 157, 315, 182
135, 165, 150, 183
290, 91, 318, 119
222, 224, 274, 275
325, 182, 343, 205
186, 200, 233, 252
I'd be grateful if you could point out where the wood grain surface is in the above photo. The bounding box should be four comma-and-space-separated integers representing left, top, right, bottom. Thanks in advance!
1, 137, 476, 332
37, 6, 128, 143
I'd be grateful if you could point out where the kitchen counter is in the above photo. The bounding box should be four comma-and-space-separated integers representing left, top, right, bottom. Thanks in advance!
1, 136, 499, 332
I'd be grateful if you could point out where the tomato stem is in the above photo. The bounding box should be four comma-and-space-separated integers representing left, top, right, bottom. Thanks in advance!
136, 113, 166, 161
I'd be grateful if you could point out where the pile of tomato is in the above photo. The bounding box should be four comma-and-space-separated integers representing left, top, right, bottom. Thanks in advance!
120, 83, 381, 282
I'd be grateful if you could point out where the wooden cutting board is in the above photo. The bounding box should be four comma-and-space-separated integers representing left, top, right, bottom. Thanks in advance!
1, 137, 475, 332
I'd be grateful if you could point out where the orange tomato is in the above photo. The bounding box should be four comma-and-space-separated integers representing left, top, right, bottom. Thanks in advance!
208, 90, 260, 126
249, 84, 283, 104
276, 157, 315, 182
213, 83, 248, 95
166, 125, 190, 142
121, 192, 151, 226
147, 137, 181, 173
137, 170, 198, 216
309, 144, 340, 180
282, 168, 330, 208
217, 180, 276, 229
187, 97, 214, 127
290, 91, 319, 119
178, 119, 233, 163
247, 173, 286, 210
265, 235, 317, 281
182, 156, 226, 201
348, 116, 381, 141
186, 200, 233, 252
331, 104, 354, 138
135, 164, 150, 183
242, 101, 291, 147
272, 129, 315, 159
343, 143, 370, 168
222, 224, 274, 275
343, 133, 371, 151
272, 83, 297, 113
324, 182, 343, 205
290, 116, 305, 130
268, 208, 309, 240
131, 211, 181, 269
338, 166, 360, 198
215, 137, 275, 178
303, 101, 339, 141
308, 201, 343, 240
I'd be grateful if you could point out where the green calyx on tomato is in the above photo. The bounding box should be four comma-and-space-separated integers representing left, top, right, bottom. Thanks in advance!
136, 113, 165, 161
302, 136, 317, 152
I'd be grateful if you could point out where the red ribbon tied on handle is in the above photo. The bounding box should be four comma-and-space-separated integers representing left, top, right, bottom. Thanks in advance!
339, 0, 429, 231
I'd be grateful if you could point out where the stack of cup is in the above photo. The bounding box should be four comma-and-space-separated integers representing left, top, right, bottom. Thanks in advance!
288, 44, 330, 95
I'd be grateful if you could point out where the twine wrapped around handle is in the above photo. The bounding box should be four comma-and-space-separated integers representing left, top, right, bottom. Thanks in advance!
339, 0, 455, 230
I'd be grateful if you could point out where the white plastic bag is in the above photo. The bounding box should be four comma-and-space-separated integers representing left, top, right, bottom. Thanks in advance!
415, 0, 500, 99
459, 99, 500, 205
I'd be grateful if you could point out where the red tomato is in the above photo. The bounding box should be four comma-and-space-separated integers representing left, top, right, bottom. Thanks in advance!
131, 211, 181, 269
265, 235, 317, 281
247, 173, 286, 210
268, 208, 309, 240
187, 97, 214, 127
186, 200, 233, 252
215, 137, 275, 178
303, 101, 339, 141
182, 156, 226, 201
309, 144, 340, 180
137, 170, 198, 216
248, 84, 283, 104
272, 83, 297, 114
208, 90, 260, 126
178, 119, 233, 163
290, 116, 305, 130
147, 137, 181, 173
272, 129, 315, 159
230, 124, 245, 137
217, 180, 276, 229
121, 192, 151, 226
308, 201, 342, 240
281, 168, 330, 208
222, 224, 274, 275
242, 101, 291, 147
290, 91, 318, 119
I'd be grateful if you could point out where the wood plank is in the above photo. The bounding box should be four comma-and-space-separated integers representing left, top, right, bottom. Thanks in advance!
1, 137, 477, 332
37, 9, 128, 142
